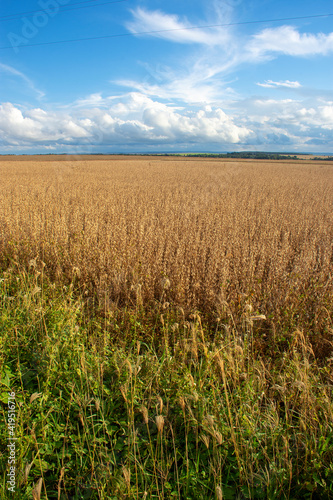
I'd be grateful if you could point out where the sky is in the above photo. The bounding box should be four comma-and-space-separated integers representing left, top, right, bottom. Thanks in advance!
0, 0, 332, 154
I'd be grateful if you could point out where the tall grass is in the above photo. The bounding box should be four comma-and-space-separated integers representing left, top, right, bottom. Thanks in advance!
0, 156, 333, 498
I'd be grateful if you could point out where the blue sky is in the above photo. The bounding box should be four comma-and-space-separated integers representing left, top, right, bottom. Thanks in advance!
0, 0, 332, 153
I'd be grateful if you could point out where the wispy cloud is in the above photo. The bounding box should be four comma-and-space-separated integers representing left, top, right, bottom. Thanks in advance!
249, 26, 333, 58
125, 7, 230, 46
257, 80, 302, 89
123, 7, 333, 106
0, 63, 45, 100
120, 4, 242, 104
126, 8, 333, 60
116, 59, 239, 104
72, 93, 124, 108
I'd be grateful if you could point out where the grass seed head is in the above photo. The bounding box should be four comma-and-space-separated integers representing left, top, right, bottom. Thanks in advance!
122, 466, 131, 486
216, 485, 223, 500
32, 478, 43, 500
141, 406, 149, 424
155, 415, 165, 433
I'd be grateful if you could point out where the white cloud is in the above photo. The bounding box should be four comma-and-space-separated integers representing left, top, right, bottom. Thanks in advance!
249, 26, 333, 58
257, 80, 301, 89
0, 94, 252, 148
1, 92, 333, 152
126, 9, 333, 63
73, 93, 124, 108
0, 63, 45, 99
0, 103, 42, 142
229, 97, 333, 150
122, 8, 333, 107
126, 7, 230, 46
0, 103, 90, 144
116, 64, 238, 105
120, 3, 333, 116
140, 100, 251, 143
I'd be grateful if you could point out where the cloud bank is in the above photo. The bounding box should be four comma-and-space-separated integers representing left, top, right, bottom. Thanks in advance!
0, 94, 252, 150
0, 92, 332, 152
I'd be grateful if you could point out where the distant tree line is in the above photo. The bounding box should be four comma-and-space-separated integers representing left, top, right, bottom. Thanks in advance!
2, 152, 332, 160
161, 152, 300, 160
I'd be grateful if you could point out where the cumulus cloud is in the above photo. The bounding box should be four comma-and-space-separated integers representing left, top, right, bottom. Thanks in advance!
249, 26, 333, 58
228, 97, 333, 150
257, 80, 301, 89
1, 91, 333, 152
1, 92, 333, 152
0, 103, 91, 144
141, 101, 251, 143
0, 94, 251, 148
245, 98, 333, 131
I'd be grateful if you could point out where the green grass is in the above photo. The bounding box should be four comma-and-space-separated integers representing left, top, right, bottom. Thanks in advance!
1, 263, 333, 499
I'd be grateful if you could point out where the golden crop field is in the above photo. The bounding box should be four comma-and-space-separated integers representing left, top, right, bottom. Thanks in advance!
1, 156, 333, 351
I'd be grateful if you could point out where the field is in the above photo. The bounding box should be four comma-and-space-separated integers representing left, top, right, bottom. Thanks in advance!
0, 156, 333, 499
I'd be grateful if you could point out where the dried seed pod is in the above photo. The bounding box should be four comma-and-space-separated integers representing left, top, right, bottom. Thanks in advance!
179, 397, 186, 412
155, 415, 165, 433
161, 278, 171, 289
216, 485, 223, 500
141, 406, 149, 425
157, 396, 164, 414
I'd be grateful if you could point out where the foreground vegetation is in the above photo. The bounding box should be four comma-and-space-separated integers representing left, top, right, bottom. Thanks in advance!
0, 157, 333, 499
